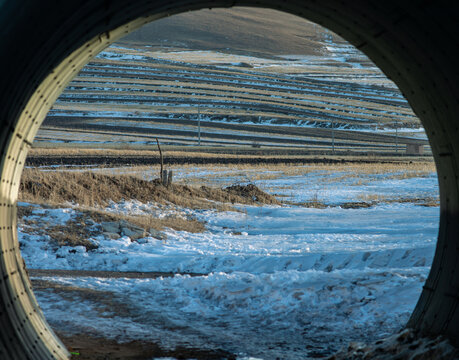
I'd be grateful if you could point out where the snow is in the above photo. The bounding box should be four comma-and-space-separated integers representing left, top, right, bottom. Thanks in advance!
95, 50, 149, 62
21, 202, 436, 273
20, 166, 439, 359
76, 67, 404, 102
258, 170, 438, 205
35, 266, 427, 359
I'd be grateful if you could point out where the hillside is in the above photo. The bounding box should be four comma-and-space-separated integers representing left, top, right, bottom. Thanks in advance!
118, 7, 344, 56
36, 7, 428, 155
38, 43, 427, 153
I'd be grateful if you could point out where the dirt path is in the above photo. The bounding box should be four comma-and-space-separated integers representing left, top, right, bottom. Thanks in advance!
29, 269, 205, 279
31, 270, 230, 360
59, 333, 235, 360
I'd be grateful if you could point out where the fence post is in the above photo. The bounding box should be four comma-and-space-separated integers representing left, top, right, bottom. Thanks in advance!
167, 170, 173, 187
162, 170, 168, 186
156, 138, 164, 182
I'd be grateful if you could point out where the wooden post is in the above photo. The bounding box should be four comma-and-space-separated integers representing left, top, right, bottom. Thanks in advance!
162, 170, 168, 186
156, 138, 163, 183
167, 170, 173, 187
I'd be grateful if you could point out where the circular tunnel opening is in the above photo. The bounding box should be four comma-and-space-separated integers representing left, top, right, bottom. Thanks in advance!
1, 1, 459, 359
20, 10, 441, 358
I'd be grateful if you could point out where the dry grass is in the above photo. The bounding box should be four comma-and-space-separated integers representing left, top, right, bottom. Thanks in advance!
19, 203, 206, 251
63, 68, 417, 128
285, 196, 439, 209
69, 73, 414, 117
28, 147, 314, 159
64, 87, 409, 123
19, 168, 279, 208
18, 167, 281, 245
18, 168, 280, 247
356, 194, 439, 207
86, 208, 206, 234
18, 203, 206, 251
47, 214, 99, 251
138, 161, 436, 185
20, 208, 100, 250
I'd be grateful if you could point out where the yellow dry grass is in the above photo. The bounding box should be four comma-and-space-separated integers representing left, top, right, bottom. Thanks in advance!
18, 167, 282, 239
19, 168, 279, 208
134, 161, 436, 184
69, 75, 416, 117
82, 208, 206, 234
63, 87, 410, 123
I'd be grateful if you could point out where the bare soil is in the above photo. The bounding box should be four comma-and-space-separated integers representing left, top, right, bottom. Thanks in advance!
59, 333, 235, 360
25, 152, 431, 168
28, 269, 204, 279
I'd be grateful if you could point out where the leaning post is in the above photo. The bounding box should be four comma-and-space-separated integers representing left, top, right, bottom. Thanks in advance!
156, 137, 164, 183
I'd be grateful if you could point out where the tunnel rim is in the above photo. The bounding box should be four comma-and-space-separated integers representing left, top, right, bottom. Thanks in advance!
0, 1, 458, 358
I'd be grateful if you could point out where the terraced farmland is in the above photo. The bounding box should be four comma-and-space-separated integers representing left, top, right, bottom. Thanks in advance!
39, 44, 429, 155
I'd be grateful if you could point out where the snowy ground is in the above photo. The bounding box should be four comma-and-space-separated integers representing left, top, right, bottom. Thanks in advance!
20, 166, 439, 359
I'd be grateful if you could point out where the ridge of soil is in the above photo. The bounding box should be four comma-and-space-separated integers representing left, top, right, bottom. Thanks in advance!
25, 154, 429, 167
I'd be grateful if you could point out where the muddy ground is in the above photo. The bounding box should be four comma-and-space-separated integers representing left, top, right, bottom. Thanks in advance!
60, 333, 235, 360
25, 153, 427, 168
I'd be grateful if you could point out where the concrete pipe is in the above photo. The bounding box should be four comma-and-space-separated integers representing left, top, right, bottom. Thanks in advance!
0, 0, 458, 358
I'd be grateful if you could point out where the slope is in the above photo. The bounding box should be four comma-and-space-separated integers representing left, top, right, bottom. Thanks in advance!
118, 7, 343, 56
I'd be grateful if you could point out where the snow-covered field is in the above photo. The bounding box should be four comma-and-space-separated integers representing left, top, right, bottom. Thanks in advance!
20, 166, 439, 359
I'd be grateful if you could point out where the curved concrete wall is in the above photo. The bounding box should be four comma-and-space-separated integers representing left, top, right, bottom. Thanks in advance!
0, 1, 458, 358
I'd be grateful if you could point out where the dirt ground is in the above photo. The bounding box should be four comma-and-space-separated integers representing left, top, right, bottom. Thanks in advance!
59, 333, 236, 360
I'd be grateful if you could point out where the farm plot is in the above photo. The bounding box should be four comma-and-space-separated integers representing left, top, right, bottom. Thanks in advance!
35, 44, 429, 154
19, 161, 439, 359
